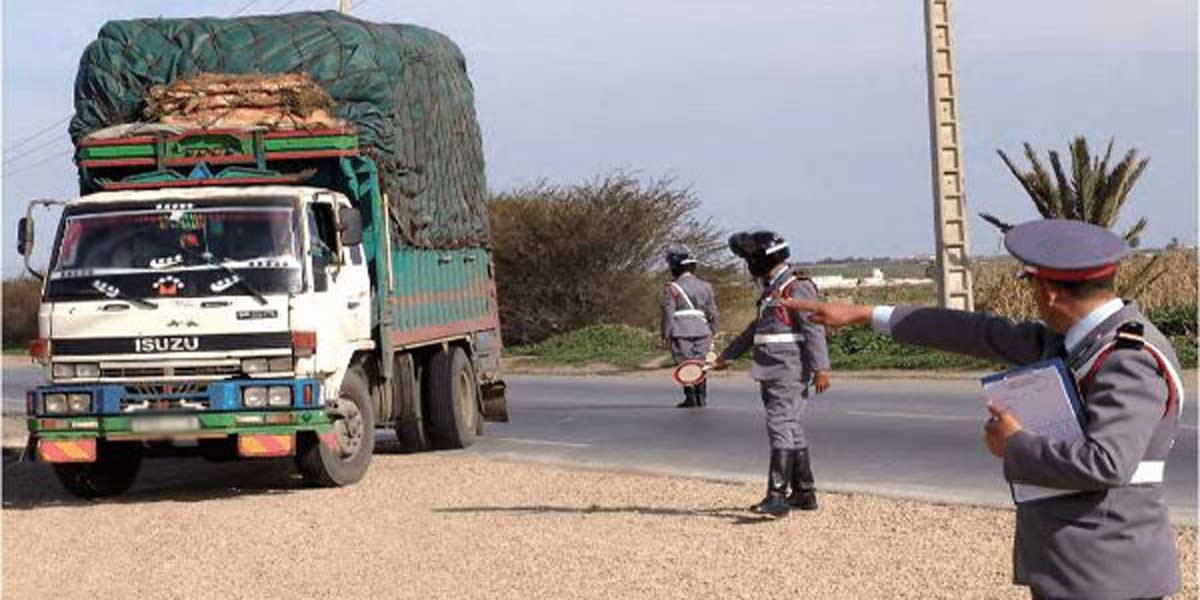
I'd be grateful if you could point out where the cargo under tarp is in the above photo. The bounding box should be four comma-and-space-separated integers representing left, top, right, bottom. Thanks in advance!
70, 10, 489, 249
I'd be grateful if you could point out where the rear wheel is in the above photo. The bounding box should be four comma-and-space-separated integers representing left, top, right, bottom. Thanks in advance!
297, 365, 375, 486
425, 346, 481, 449
51, 440, 143, 499
392, 352, 429, 452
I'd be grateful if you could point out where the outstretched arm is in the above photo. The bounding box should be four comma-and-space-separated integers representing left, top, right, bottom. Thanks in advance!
783, 298, 1055, 366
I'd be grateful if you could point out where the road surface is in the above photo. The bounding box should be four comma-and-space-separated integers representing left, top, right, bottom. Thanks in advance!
477, 374, 1197, 521
4, 365, 1196, 521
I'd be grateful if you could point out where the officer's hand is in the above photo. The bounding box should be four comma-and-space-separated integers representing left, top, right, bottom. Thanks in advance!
709, 357, 731, 371
658, 338, 669, 351
984, 403, 1023, 458
813, 370, 831, 394
782, 299, 873, 328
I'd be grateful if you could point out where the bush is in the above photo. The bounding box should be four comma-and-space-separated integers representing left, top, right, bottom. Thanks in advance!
490, 173, 730, 345
508, 324, 660, 369
826, 327, 996, 371
3, 277, 42, 349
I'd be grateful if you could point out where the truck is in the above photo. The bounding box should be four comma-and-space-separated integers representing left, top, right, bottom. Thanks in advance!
15, 13, 508, 498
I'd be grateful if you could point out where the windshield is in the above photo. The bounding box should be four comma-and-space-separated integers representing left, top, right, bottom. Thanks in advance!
55, 205, 298, 273
45, 201, 303, 301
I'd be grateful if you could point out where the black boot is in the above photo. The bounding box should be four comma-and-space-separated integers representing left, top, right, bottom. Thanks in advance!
676, 386, 697, 408
695, 380, 707, 407
750, 448, 792, 517
787, 447, 818, 510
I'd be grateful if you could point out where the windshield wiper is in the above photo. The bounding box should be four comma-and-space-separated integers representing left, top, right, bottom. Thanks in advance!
91, 279, 157, 310
192, 250, 270, 306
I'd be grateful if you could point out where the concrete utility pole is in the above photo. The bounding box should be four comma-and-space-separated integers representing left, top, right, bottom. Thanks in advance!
923, 0, 974, 310
337, 0, 352, 14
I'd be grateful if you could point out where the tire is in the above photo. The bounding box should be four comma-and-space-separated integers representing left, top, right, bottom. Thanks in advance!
51, 440, 143, 499
297, 365, 375, 487
392, 352, 429, 452
424, 346, 481, 449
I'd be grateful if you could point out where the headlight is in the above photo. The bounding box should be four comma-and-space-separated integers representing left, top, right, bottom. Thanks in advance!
241, 359, 268, 375
267, 386, 292, 407
74, 363, 100, 379
242, 386, 267, 408
44, 394, 67, 414
52, 364, 75, 378
268, 357, 292, 373
67, 393, 91, 414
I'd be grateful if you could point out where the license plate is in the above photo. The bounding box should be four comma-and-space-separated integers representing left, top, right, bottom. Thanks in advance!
130, 415, 199, 433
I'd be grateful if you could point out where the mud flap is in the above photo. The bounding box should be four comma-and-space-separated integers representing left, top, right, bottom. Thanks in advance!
480, 380, 509, 422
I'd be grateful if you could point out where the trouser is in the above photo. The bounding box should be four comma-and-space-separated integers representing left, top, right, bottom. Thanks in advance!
759, 379, 807, 449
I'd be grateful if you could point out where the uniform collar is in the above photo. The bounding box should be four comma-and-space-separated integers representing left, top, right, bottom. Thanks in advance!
675, 272, 695, 282
1065, 297, 1126, 353
763, 265, 790, 288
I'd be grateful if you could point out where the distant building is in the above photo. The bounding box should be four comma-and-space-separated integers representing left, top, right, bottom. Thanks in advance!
811, 268, 933, 290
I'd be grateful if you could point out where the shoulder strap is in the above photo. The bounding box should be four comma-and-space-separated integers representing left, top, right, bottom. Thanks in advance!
1080, 322, 1184, 419
668, 281, 696, 310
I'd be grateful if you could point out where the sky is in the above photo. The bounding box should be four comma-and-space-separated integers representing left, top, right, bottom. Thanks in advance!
2, 0, 1196, 276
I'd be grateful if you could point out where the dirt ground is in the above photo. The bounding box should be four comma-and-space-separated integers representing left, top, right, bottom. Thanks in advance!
3, 452, 1195, 600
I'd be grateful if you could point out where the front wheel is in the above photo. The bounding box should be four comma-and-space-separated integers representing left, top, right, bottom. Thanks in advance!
297, 366, 375, 487
51, 440, 143, 499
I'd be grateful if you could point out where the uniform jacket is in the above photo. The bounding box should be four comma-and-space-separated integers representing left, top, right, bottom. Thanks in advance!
721, 266, 831, 382
659, 272, 719, 340
888, 302, 1181, 599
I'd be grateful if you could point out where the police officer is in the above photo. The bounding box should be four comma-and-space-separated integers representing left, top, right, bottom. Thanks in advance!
713, 230, 832, 517
785, 219, 1182, 599
660, 244, 719, 408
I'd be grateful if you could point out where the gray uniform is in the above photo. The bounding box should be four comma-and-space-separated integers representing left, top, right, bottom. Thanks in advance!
659, 272, 719, 363
721, 267, 831, 449
886, 302, 1181, 599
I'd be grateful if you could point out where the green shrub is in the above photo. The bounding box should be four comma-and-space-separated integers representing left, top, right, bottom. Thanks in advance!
508, 324, 661, 369
827, 327, 997, 371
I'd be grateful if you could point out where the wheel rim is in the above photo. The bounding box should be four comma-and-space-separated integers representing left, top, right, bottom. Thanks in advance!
331, 397, 364, 459
456, 368, 476, 431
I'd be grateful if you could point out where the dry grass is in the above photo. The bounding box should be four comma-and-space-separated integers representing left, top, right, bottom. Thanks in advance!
2, 278, 41, 349
974, 249, 1197, 319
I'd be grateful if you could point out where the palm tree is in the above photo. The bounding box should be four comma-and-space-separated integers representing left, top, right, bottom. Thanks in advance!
980, 136, 1149, 247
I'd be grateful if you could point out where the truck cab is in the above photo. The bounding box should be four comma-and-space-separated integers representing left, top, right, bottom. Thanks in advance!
19, 127, 507, 497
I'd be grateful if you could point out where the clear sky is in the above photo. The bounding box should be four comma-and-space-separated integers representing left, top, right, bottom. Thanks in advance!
2, 0, 1196, 276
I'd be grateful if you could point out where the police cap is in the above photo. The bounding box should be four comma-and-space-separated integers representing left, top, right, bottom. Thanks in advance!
1003, 219, 1127, 281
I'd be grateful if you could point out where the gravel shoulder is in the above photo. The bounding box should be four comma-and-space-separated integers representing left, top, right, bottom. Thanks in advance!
3, 451, 1195, 599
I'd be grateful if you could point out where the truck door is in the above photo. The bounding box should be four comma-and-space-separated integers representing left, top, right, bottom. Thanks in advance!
304, 200, 369, 380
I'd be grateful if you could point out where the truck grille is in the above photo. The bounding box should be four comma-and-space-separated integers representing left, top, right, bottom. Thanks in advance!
101, 364, 240, 379
122, 382, 210, 412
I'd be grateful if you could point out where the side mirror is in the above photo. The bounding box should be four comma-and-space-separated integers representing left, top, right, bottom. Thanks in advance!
17, 217, 33, 256
339, 207, 363, 246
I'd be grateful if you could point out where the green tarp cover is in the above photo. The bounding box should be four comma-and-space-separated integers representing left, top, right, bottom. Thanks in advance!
70, 10, 489, 248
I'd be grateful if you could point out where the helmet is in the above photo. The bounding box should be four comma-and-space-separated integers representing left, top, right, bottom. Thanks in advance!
665, 244, 698, 275
728, 230, 789, 278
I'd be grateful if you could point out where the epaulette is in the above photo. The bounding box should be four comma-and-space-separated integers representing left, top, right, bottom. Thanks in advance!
1114, 321, 1146, 351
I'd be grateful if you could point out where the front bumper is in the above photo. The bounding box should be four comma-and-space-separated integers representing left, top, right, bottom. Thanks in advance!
26, 378, 332, 463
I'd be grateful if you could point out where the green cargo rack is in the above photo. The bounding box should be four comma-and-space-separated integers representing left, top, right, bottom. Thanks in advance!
77, 127, 359, 192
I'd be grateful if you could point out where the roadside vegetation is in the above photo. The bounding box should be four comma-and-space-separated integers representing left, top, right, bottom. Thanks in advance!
2, 277, 40, 353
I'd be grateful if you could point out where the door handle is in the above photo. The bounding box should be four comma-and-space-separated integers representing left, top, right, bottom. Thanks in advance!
347, 301, 361, 309
463, 255, 477, 263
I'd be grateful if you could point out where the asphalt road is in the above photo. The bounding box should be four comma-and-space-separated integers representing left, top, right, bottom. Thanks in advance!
4, 365, 1196, 522
475, 374, 1198, 522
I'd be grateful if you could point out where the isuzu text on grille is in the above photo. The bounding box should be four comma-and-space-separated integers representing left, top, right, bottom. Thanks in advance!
135, 336, 200, 353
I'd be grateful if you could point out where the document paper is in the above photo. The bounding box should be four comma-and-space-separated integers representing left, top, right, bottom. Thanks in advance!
980, 359, 1086, 503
